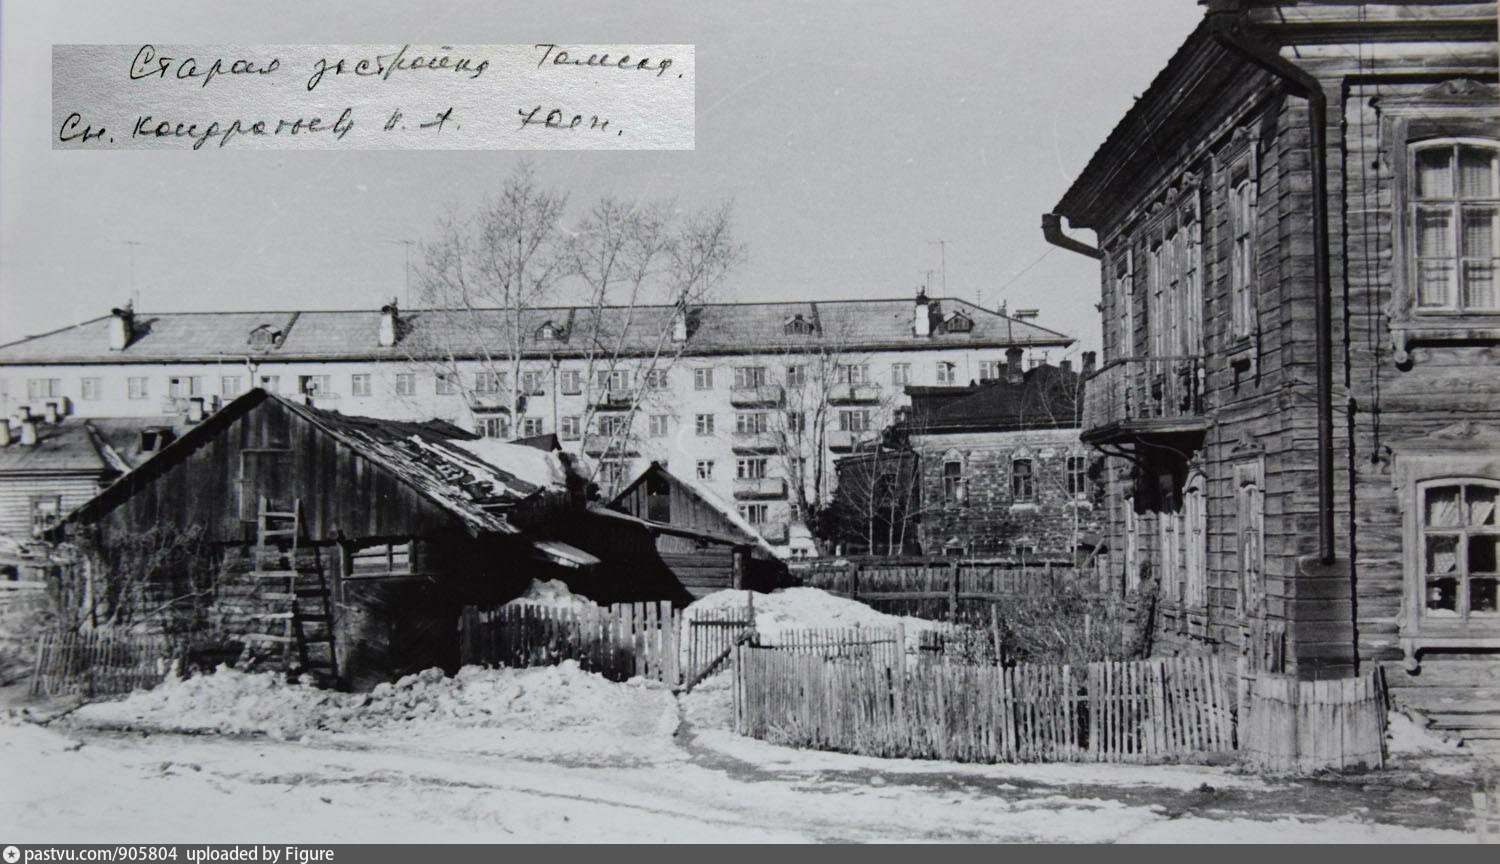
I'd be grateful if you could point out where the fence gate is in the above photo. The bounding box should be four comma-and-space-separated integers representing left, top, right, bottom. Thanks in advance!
681, 607, 755, 691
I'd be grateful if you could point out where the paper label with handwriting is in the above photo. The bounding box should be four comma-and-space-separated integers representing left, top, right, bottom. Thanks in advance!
52, 44, 694, 151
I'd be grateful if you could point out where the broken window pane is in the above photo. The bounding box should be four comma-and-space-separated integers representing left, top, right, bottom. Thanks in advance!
1426, 534, 1458, 574
1471, 578, 1499, 614
1469, 486, 1497, 526
1425, 577, 1459, 614
1470, 536, 1498, 574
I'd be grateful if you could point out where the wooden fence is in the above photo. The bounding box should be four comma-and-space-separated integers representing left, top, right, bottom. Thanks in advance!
681, 606, 756, 691
30, 629, 173, 698
1239, 667, 1387, 773
458, 601, 681, 685
756, 627, 905, 670
734, 648, 1234, 763
794, 558, 1107, 621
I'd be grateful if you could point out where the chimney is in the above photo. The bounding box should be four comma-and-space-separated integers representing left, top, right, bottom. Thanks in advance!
671, 304, 689, 342
1060, 359, 1072, 375
109, 303, 135, 351
187, 397, 205, 424
43, 402, 59, 424
914, 289, 931, 337
19, 419, 38, 446
0, 423, 11, 447
19, 406, 32, 421
1006, 346, 1024, 383
379, 299, 399, 348
1083, 351, 1097, 376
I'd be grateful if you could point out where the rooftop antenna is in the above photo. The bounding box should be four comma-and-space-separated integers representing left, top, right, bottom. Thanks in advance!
123, 240, 144, 309
391, 239, 415, 306
928, 239, 948, 297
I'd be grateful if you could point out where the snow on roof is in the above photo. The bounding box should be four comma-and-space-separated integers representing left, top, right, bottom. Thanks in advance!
449, 438, 568, 491
677, 472, 779, 556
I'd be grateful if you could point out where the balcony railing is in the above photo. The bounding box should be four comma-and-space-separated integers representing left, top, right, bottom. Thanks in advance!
827, 383, 881, 405
1081, 355, 1207, 441
590, 386, 639, 410
731, 429, 780, 453
733, 476, 787, 500
730, 383, 784, 407
827, 429, 876, 452
759, 522, 790, 544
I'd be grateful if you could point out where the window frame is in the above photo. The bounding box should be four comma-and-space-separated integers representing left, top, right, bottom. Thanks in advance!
1010, 457, 1035, 502
1408, 138, 1499, 315
350, 373, 372, 397
127, 376, 149, 400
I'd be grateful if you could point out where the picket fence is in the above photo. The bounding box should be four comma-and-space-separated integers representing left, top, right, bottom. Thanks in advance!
1239, 668, 1387, 773
459, 600, 758, 688
734, 648, 1235, 763
30, 629, 173, 698
757, 626, 905, 670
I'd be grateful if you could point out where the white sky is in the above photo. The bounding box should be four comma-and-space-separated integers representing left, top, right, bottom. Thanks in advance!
0, 0, 1203, 355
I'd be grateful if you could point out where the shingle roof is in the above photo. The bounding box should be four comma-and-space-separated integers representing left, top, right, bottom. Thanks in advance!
904, 364, 1084, 434
0, 298, 1072, 364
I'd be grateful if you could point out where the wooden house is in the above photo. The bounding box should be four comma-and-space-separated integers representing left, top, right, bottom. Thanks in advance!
1045, 0, 1499, 744
604, 461, 789, 598
56, 389, 596, 689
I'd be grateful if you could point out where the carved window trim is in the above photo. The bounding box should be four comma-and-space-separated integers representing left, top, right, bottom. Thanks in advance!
1379, 81, 1500, 364
1222, 126, 1262, 372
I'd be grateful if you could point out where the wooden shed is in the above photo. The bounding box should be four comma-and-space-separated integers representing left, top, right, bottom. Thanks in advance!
57, 389, 589, 689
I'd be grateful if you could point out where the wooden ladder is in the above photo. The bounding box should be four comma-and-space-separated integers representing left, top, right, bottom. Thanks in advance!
241, 496, 339, 685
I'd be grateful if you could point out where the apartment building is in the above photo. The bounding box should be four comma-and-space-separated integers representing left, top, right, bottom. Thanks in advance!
0, 294, 1072, 556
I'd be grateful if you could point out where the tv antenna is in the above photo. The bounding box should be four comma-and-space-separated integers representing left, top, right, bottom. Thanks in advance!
928, 239, 948, 297
123, 240, 145, 308
391, 239, 416, 306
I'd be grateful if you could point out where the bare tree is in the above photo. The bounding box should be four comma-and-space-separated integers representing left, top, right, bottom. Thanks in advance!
403, 163, 743, 491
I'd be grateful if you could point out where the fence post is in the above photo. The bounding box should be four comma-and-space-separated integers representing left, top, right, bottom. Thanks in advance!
848, 560, 860, 601
948, 562, 959, 623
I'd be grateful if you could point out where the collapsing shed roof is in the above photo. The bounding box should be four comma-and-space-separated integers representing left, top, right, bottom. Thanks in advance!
60, 390, 572, 538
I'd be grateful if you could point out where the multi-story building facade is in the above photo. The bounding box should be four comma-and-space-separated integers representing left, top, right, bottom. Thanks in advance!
0, 295, 1072, 557
1044, 0, 1498, 742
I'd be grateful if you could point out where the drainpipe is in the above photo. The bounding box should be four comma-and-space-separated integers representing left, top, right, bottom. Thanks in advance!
1041, 213, 1103, 260
1208, 11, 1335, 565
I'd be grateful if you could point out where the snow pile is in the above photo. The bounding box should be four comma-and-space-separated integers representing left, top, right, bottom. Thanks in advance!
1386, 709, 1462, 756
688, 587, 943, 651
450, 438, 568, 490
72, 661, 679, 753
507, 578, 597, 611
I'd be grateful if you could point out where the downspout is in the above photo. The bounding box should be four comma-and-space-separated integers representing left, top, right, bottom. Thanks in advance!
1041, 213, 1103, 260
1208, 11, 1336, 565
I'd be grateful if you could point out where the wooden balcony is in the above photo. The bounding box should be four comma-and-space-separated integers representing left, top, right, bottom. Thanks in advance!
1081, 355, 1208, 444
730, 384, 784, 407
733, 476, 787, 500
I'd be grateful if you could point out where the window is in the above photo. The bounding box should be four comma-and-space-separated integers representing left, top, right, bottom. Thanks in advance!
936, 362, 956, 385
1183, 469, 1208, 608
1067, 455, 1088, 496
347, 541, 416, 579
733, 366, 766, 388
696, 460, 715, 480
1115, 250, 1135, 358
394, 373, 415, 396
695, 414, 715, 436
838, 409, 869, 432
942, 311, 974, 333
597, 369, 629, 391
1229, 170, 1258, 339
297, 375, 329, 396
247, 326, 280, 349
476, 415, 510, 439
559, 369, 582, 394
693, 368, 714, 390
30, 495, 63, 535
642, 369, 669, 390
943, 460, 964, 504
891, 363, 910, 386
648, 415, 670, 437
127, 377, 149, 400
1010, 458, 1034, 501
835, 363, 868, 384
978, 361, 1003, 381
1123, 494, 1141, 592
351, 374, 371, 397
1411, 140, 1499, 313
520, 370, 544, 395
735, 412, 769, 434
597, 415, 630, 437
1418, 480, 1499, 621
80, 378, 101, 401
221, 376, 242, 398
737, 458, 768, 480
559, 416, 582, 440
738, 503, 769, 525
436, 372, 459, 395
138, 427, 175, 453
1147, 194, 1203, 358
521, 417, 543, 437
784, 314, 816, 335
27, 378, 61, 400
1235, 459, 1266, 616
785, 411, 805, 434
598, 460, 630, 490
785, 365, 806, 389
473, 371, 503, 395
258, 375, 279, 393
168, 376, 203, 399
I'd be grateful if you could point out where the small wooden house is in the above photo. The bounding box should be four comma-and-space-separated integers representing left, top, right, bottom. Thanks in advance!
56, 389, 593, 689
603, 462, 789, 598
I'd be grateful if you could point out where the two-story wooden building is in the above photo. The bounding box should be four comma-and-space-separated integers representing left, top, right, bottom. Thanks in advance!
1045, 0, 1498, 744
